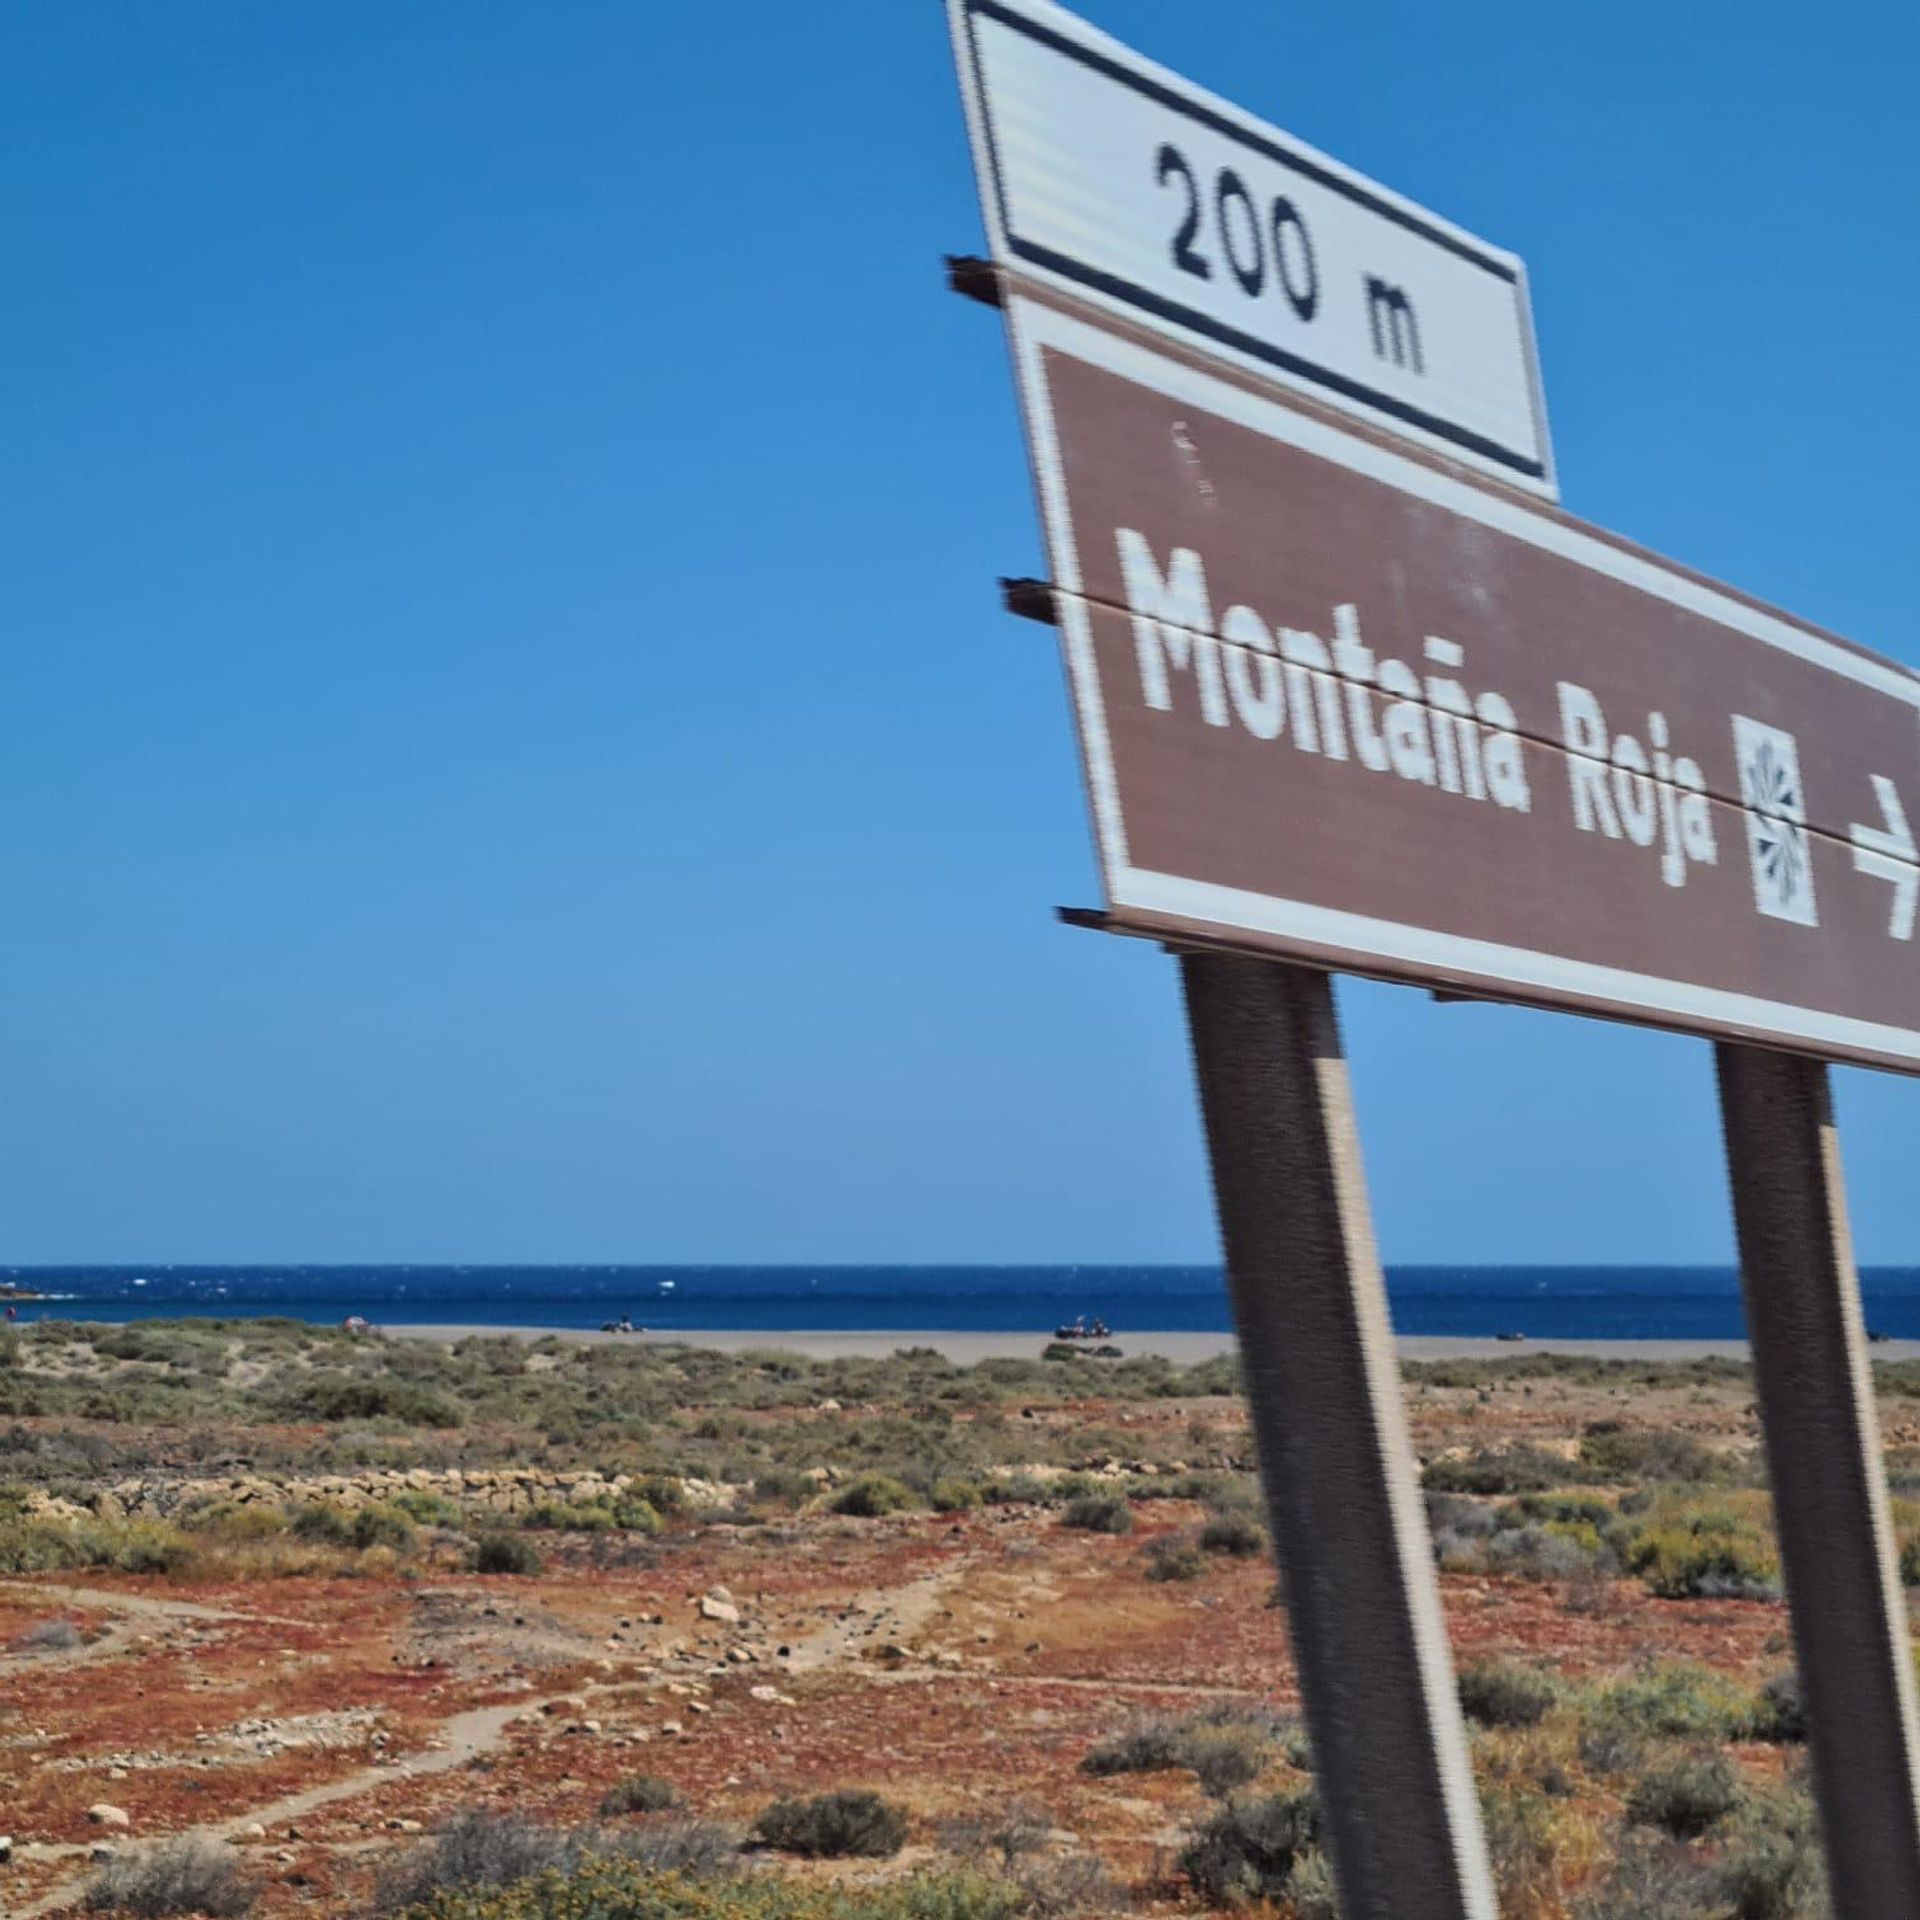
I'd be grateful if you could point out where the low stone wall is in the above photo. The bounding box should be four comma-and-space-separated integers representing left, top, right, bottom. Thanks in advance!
57, 1466, 740, 1526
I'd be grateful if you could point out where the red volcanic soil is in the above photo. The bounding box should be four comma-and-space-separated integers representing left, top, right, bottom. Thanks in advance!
0, 1368, 1804, 1915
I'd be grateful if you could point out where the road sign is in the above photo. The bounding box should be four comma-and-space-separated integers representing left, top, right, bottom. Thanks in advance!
946, 14, 1920, 1910
948, 0, 1554, 495
1008, 293, 1920, 1074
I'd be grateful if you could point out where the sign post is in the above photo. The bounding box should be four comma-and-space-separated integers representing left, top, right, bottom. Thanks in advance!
1182, 952, 1494, 1920
1716, 1045, 1920, 1914
944, 3, 1920, 1910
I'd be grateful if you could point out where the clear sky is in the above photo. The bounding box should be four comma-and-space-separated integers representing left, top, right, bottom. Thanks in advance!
3, 1, 1916, 1267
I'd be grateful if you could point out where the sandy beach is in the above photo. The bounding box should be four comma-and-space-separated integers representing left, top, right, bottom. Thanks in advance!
382, 1324, 1920, 1364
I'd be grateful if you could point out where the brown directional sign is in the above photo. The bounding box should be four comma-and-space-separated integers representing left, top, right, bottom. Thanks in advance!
1006, 291, 1920, 1073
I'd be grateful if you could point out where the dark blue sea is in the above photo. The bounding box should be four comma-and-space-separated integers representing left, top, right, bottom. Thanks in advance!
5, 1265, 1920, 1340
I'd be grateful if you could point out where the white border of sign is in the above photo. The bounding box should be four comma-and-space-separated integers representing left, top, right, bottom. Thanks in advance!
951, 0, 1557, 497
1009, 292, 1920, 1069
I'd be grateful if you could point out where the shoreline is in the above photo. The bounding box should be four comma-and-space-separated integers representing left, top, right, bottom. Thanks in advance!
380, 1325, 1920, 1364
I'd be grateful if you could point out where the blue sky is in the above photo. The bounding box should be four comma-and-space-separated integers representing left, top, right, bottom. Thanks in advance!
2, 0, 1916, 1266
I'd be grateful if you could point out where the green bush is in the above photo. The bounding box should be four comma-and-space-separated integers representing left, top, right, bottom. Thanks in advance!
630, 1475, 688, 1513
599, 1774, 680, 1816
1480, 1784, 1563, 1914
1571, 1833, 1720, 1920
1749, 1671, 1805, 1744
981, 1474, 1050, 1507
1423, 1447, 1569, 1495
180, 1501, 288, 1545
752, 1469, 817, 1510
1145, 1538, 1206, 1582
1716, 1789, 1826, 1920
1179, 1720, 1271, 1798
1180, 1788, 1321, 1905
1895, 1526, 1920, 1589
1061, 1491, 1132, 1535
929, 1478, 982, 1513
286, 1372, 464, 1429
390, 1488, 465, 1527
1082, 1706, 1285, 1789
379, 1860, 1021, 1920
1627, 1750, 1741, 1839
1507, 1492, 1615, 1530
526, 1501, 617, 1532
0, 1516, 198, 1577
753, 1790, 909, 1859
1580, 1424, 1722, 1485
1586, 1662, 1758, 1743
1458, 1659, 1558, 1729
1082, 1718, 1186, 1775
1198, 1512, 1265, 1557
1620, 1499, 1778, 1600
288, 1502, 355, 1544
351, 1502, 419, 1552
474, 1532, 543, 1576
831, 1476, 919, 1518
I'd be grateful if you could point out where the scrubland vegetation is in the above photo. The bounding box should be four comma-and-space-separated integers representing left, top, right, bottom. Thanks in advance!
9, 1325, 1919, 1915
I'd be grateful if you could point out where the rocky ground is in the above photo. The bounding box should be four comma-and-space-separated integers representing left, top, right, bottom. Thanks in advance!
0, 1344, 1831, 1916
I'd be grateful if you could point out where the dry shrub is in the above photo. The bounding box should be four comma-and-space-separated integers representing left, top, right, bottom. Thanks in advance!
1626, 1750, 1741, 1840
370, 1810, 579, 1912
754, 1789, 908, 1858
831, 1476, 918, 1518
84, 1837, 253, 1917
1145, 1537, 1206, 1581
1458, 1660, 1558, 1729
1061, 1491, 1132, 1535
11, 1614, 82, 1651
599, 1773, 679, 1816
473, 1532, 542, 1575
1180, 1787, 1319, 1905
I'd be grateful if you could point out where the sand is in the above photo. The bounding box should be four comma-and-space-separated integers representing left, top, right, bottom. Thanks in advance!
381, 1324, 1920, 1365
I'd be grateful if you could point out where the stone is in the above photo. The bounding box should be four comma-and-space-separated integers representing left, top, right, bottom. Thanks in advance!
87, 1805, 131, 1830
699, 1594, 740, 1625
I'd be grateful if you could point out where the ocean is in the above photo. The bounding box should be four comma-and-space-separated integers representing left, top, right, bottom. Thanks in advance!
6, 1264, 1920, 1341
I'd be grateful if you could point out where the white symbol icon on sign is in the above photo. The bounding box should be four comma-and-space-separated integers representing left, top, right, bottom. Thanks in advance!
1849, 775, 1918, 940
1732, 716, 1817, 927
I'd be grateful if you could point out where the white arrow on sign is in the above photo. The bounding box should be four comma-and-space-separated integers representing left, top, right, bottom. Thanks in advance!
1850, 775, 1919, 940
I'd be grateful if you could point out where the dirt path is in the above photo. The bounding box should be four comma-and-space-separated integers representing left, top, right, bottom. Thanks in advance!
780, 1555, 980, 1673
8, 1581, 309, 1631
2, 1579, 313, 1684
6, 1554, 986, 1917
10, 1695, 548, 1919
206, 1699, 534, 1840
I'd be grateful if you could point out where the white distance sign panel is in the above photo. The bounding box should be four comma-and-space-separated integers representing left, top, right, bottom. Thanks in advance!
949, 0, 1556, 496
